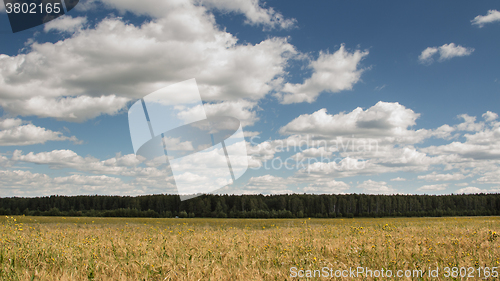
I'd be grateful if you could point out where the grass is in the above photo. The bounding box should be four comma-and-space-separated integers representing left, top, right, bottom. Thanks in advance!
0, 216, 499, 280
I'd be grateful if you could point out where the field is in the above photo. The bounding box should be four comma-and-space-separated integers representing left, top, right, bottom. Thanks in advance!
0, 216, 499, 280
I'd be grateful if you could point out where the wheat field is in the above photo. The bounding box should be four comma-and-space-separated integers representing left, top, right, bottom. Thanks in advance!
0, 216, 499, 280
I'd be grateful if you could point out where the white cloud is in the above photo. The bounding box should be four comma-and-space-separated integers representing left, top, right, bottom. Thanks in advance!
0, 169, 176, 197
297, 145, 439, 179
418, 47, 438, 64
246, 102, 470, 180
0, 170, 118, 196
278, 45, 368, 104
0, 118, 23, 130
96, 0, 295, 30
476, 171, 500, 184
417, 183, 448, 192
418, 172, 467, 181
292, 147, 333, 161
243, 175, 295, 194
438, 43, 474, 60
6, 148, 183, 195
279, 101, 449, 144
390, 177, 406, 181
0, 154, 11, 167
456, 114, 484, 132
421, 115, 500, 161
471, 10, 500, 28
357, 180, 396, 195
246, 139, 281, 165
10, 149, 165, 177
250, 106, 500, 186
280, 102, 418, 137
243, 131, 260, 138
1, 95, 130, 122
178, 100, 259, 127
205, 100, 259, 127
200, 0, 296, 30
483, 111, 498, 122
454, 186, 488, 194
162, 137, 195, 151
44, 16, 87, 33
0, 119, 79, 146
302, 178, 349, 194
0, 1, 297, 122
233, 106, 500, 193
278, 107, 500, 182
419, 43, 474, 65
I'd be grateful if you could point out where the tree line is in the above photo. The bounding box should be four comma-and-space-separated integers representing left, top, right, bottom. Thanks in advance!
0, 193, 499, 218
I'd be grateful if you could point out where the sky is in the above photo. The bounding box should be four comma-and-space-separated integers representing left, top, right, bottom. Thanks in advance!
0, 0, 499, 197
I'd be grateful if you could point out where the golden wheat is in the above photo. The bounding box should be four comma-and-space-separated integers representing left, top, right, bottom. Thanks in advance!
0, 216, 499, 280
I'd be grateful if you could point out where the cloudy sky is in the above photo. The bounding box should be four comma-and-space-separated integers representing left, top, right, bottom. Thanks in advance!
0, 0, 499, 197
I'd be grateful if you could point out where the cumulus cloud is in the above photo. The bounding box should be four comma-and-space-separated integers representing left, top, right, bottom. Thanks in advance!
421, 115, 500, 161
44, 16, 87, 33
390, 177, 406, 181
418, 47, 439, 65
5, 148, 184, 196
0, 0, 297, 122
243, 131, 260, 138
0, 118, 79, 146
278, 45, 368, 104
417, 183, 448, 192
162, 137, 195, 151
483, 111, 498, 122
302, 178, 349, 194
0, 118, 23, 130
476, 171, 500, 185
178, 100, 259, 127
9, 107, 500, 195
0, 169, 177, 197
419, 43, 474, 65
279, 101, 451, 144
0, 154, 12, 167
471, 10, 500, 28
205, 100, 259, 127
200, 0, 296, 30
256, 105, 500, 189
454, 186, 488, 194
357, 180, 396, 195
455, 114, 484, 132
244, 102, 478, 181
438, 43, 474, 60
1, 96, 129, 122
417, 172, 468, 181
280, 102, 418, 137
292, 147, 333, 162
243, 175, 295, 194
10, 149, 167, 177
0, 170, 121, 196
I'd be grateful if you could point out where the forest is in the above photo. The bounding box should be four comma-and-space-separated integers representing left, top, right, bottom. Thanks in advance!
0, 193, 499, 218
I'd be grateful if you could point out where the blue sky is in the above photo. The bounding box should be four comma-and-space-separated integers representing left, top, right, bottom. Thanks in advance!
0, 0, 499, 197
